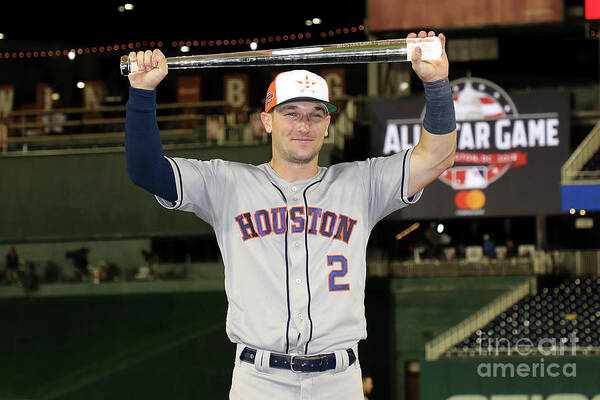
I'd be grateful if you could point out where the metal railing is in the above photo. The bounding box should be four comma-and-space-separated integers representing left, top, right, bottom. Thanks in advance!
561, 121, 600, 184
367, 249, 600, 278
443, 346, 600, 358
420, 249, 600, 361
561, 170, 600, 182
553, 249, 600, 276
425, 277, 536, 361
0, 96, 355, 155
384, 258, 532, 278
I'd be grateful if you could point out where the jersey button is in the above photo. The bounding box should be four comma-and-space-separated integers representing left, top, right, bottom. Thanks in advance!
295, 278, 302, 284
298, 313, 303, 320
291, 186, 298, 192
294, 242, 300, 248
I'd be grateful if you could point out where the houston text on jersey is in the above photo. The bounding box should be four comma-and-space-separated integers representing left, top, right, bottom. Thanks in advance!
235, 207, 358, 243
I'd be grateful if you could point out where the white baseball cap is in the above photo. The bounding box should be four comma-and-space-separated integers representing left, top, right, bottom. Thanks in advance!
264, 70, 338, 113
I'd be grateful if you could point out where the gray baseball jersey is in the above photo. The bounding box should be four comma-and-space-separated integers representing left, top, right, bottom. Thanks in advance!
156, 148, 422, 355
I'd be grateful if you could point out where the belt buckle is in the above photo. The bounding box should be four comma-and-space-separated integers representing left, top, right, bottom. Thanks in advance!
290, 355, 300, 373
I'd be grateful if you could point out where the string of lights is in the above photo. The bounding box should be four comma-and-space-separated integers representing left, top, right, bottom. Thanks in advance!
0, 24, 365, 61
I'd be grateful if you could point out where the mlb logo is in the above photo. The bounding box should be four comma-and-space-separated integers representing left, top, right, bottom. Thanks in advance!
441, 166, 489, 189
265, 91, 274, 108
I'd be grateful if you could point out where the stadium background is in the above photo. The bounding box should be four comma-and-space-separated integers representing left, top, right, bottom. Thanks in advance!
0, 0, 599, 399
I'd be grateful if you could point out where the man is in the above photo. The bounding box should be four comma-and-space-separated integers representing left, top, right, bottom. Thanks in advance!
124, 30, 456, 399
483, 233, 497, 258
5, 247, 20, 284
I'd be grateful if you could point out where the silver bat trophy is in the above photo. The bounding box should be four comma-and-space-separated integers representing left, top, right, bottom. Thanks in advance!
120, 37, 442, 76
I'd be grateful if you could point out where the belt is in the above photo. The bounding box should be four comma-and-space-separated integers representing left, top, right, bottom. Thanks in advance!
240, 347, 356, 373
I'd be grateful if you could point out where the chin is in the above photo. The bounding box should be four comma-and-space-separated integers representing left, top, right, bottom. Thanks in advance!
289, 151, 319, 164
290, 156, 317, 165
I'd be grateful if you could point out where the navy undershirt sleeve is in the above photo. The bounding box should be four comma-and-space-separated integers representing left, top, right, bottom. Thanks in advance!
422, 77, 456, 135
125, 87, 177, 202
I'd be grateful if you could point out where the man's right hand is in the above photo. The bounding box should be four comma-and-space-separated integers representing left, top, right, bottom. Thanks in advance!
127, 49, 168, 90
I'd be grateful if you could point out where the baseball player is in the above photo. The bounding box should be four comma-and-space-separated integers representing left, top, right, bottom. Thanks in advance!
124, 30, 456, 399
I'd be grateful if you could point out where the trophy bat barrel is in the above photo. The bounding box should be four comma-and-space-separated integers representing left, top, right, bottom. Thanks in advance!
120, 37, 442, 76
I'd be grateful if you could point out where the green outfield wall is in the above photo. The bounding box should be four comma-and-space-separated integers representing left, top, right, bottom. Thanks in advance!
421, 357, 600, 399
0, 144, 331, 243
391, 276, 533, 400
0, 275, 389, 400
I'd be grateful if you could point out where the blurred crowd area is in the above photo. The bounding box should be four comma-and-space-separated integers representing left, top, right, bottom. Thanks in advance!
3, 230, 598, 292
1, 245, 186, 292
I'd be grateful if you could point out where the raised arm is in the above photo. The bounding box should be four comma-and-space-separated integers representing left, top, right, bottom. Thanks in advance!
407, 31, 457, 198
124, 49, 177, 202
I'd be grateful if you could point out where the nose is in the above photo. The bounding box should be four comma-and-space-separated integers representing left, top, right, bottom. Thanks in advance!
296, 116, 311, 133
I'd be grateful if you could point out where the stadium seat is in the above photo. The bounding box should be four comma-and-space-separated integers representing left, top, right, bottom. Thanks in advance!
466, 246, 483, 262
442, 277, 600, 357
518, 244, 536, 258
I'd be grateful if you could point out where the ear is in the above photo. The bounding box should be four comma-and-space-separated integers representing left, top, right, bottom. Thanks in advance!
260, 112, 273, 134
324, 115, 331, 137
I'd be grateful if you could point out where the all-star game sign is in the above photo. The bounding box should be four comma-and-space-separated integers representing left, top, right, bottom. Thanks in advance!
371, 77, 570, 218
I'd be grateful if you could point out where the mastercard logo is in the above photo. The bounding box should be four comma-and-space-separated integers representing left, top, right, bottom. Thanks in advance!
455, 190, 486, 210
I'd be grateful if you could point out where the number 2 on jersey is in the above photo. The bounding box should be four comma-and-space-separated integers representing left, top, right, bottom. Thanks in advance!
327, 255, 350, 292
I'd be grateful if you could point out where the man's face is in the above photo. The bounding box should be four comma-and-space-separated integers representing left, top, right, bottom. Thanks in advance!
261, 101, 331, 165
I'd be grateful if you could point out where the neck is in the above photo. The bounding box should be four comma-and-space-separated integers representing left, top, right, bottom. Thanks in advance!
269, 156, 319, 182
